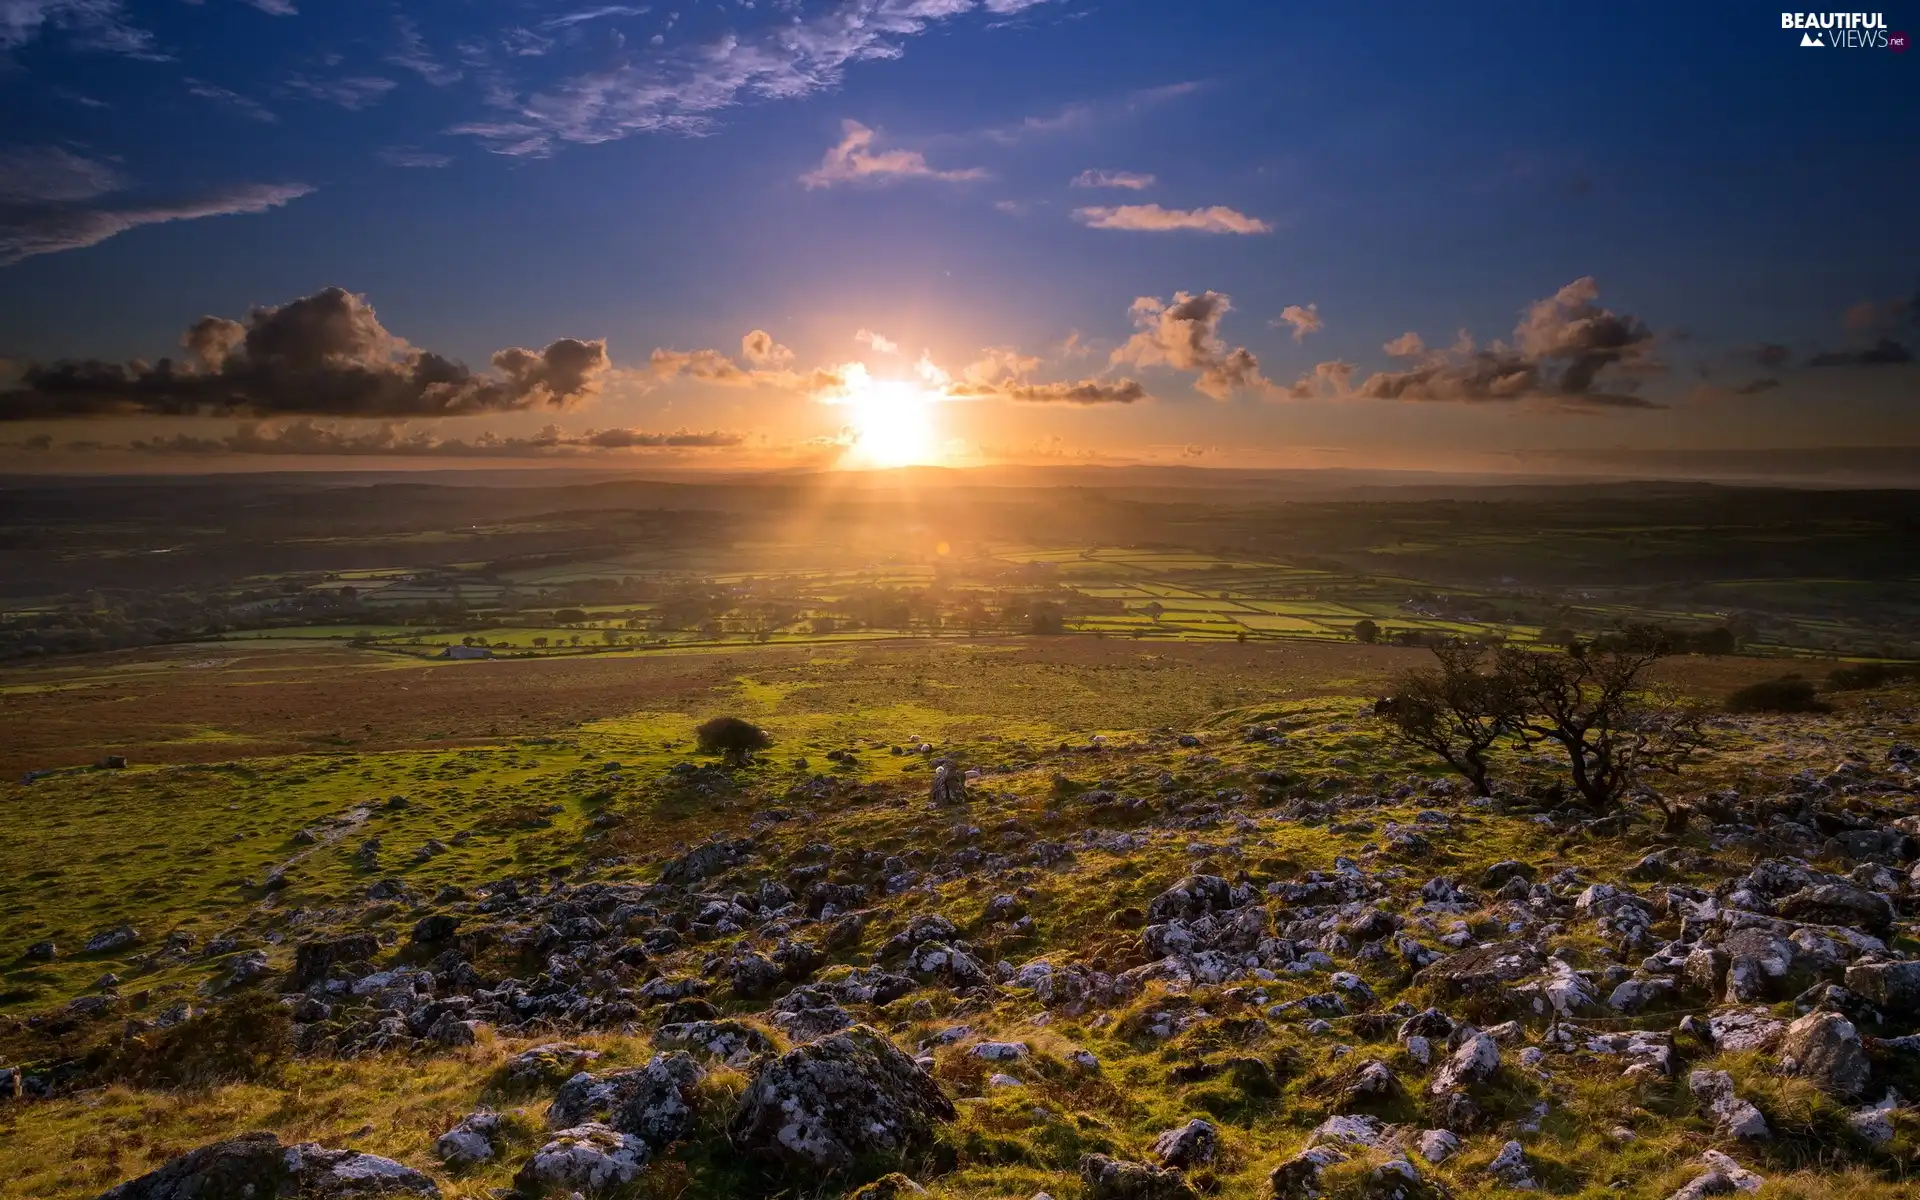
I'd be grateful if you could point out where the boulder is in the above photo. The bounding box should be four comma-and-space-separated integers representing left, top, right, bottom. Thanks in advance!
1080, 1152, 1198, 1200
1150, 1118, 1219, 1168
1779, 1010, 1870, 1100
1778, 884, 1893, 936
1418, 942, 1544, 997
1431, 1031, 1500, 1094
730, 1026, 955, 1170
1486, 1140, 1535, 1189
433, 1111, 503, 1167
95, 1131, 439, 1198
1688, 1070, 1769, 1141
1146, 875, 1250, 923
1844, 960, 1920, 1018
512, 1124, 647, 1196
929, 761, 969, 806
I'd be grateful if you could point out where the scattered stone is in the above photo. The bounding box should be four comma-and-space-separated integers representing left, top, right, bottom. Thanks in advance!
513, 1123, 647, 1196
729, 1026, 955, 1170
95, 1131, 439, 1198
1080, 1152, 1197, 1200
1150, 1118, 1219, 1168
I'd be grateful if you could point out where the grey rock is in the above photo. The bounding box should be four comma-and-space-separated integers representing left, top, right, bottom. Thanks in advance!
729, 1025, 955, 1170
95, 1131, 439, 1199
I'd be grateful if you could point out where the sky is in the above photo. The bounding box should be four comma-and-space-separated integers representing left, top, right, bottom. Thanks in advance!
0, 0, 1915, 475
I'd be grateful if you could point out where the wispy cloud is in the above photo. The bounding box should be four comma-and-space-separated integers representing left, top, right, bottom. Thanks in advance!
377, 146, 454, 169
111, 421, 741, 459
186, 79, 277, 123
801, 121, 987, 189
1073, 204, 1271, 234
0, 146, 126, 203
1071, 169, 1154, 190
542, 5, 653, 30
0, 175, 311, 267
285, 74, 399, 111
1, 0, 167, 60
388, 16, 461, 86
455, 1, 1048, 158
242, 0, 297, 14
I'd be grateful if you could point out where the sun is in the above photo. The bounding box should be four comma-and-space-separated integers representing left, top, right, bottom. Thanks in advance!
840, 373, 942, 468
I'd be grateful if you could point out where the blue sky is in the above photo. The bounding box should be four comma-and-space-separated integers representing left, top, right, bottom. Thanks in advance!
0, 1, 1914, 470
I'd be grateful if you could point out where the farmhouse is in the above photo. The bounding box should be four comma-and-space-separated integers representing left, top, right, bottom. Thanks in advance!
439, 645, 494, 660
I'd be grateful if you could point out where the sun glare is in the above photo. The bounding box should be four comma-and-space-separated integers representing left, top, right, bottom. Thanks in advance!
841, 374, 942, 468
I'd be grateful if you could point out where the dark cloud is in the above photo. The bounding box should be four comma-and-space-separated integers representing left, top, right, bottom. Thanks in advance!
0, 286, 610, 420
945, 378, 1147, 405
1807, 339, 1915, 368
0, 179, 312, 266
1751, 343, 1792, 369
1734, 378, 1781, 395
1350, 277, 1661, 408
94, 420, 742, 458
1111, 290, 1270, 399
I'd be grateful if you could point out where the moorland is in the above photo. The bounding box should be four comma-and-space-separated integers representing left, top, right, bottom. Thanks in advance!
2, 468, 1919, 1200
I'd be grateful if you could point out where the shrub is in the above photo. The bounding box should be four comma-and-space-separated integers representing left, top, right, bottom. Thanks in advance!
1726, 674, 1830, 713
1826, 662, 1920, 691
696, 716, 771, 763
113, 993, 292, 1088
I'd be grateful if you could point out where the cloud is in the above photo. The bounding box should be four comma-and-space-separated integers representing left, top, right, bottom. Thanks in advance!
542, 6, 653, 31
1349, 277, 1662, 408
377, 146, 454, 168
0, 145, 126, 203
0, 0, 166, 60
389, 17, 461, 86
962, 346, 1041, 386
1807, 291, 1917, 367
458, 2, 1048, 158
1751, 342, 1792, 368
0, 181, 313, 266
0, 286, 610, 419
285, 75, 399, 111
801, 120, 987, 188
945, 377, 1146, 405
95, 420, 742, 459
1072, 204, 1271, 234
1111, 290, 1270, 399
855, 328, 901, 355
741, 329, 793, 367
1807, 339, 1915, 367
1072, 169, 1154, 190
186, 79, 278, 122
1274, 303, 1322, 341
243, 0, 297, 14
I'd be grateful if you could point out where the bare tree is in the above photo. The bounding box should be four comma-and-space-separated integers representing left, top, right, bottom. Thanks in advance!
1378, 642, 1520, 797
1498, 627, 1710, 816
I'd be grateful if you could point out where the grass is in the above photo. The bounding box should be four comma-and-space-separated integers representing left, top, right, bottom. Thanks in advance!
2, 632, 1917, 1199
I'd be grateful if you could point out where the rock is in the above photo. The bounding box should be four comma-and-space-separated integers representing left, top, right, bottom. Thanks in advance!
1688, 1070, 1769, 1140
433, 1110, 503, 1167
929, 761, 969, 806
970, 1040, 1031, 1062
729, 1026, 955, 1170
1146, 875, 1249, 923
1721, 928, 1793, 1002
1079, 1152, 1198, 1200
1779, 1010, 1870, 1099
1150, 1118, 1219, 1168
1337, 1060, 1402, 1110
409, 914, 457, 943
1480, 860, 1536, 889
1698, 1150, 1763, 1192
1418, 942, 1544, 996
83, 924, 139, 955
1416, 1129, 1460, 1164
504, 1043, 602, 1086
1844, 959, 1920, 1017
1270, 1145, 1349, 1200
1705, 1007, 1786, 1053
513, 1123, 647, 1196
24, 940, 55, 961
616, 1053, 706, 1149
653, 1020, 776, 1065
95, 1131, 439, 1198
850, 1174, 930, 1199
1431, 1031, 1500, 1094
1779, 884, 1894, 936
1486, 1140, 1535, 1189
291, 934, 382, 989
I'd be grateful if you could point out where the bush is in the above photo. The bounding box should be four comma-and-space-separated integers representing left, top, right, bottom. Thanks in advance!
696, 716, 771, 763
113, 993, 292, 1088
1826, 662, 1920, 691
1726, 674, 1830, 714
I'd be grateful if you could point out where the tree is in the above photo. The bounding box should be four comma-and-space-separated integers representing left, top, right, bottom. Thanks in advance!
1379, 642, 1521, 797
1498, 627, 1710, 816
695, 716, 771, 765
1028, 602, 1064, 635
1352, 618, 1379, 644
